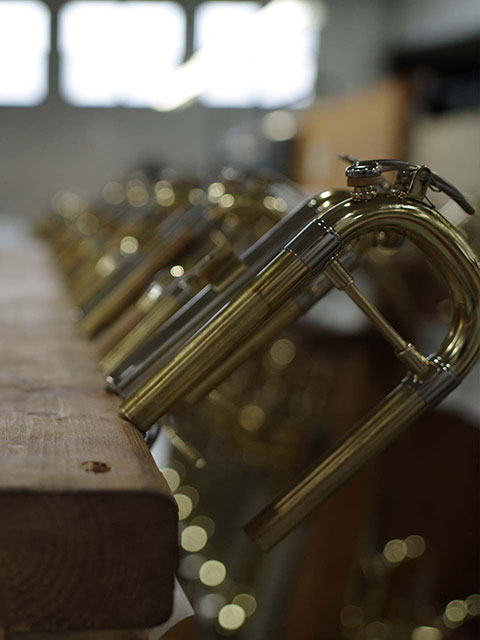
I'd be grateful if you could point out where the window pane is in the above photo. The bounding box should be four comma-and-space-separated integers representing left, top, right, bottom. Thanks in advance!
59, 1, 186, 107
0, 1, 50, 106
194, 0, 321, 108
195, 1, 261, 108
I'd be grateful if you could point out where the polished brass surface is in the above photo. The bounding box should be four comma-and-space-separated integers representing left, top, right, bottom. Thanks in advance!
184, 298, 302, 405
120, 161, 479, 552
119, 194, 361, 421
111, 189, 350, 394
119, 203, 366, 428
79, 173, 298, 338
95, 303, 146, 359
100, 290, 185, 373
245, 196, 480, 549
48, 172, 189, 285
245, 385, 426, 550
99, 243, 249, 374
69, 211, 162, 306
78, 224, 196, 337
323, 259, 430, 375
37, 159, 479, 638
67, 177, 194, 302
184, 251, 360, 405
121, 250, 310, 428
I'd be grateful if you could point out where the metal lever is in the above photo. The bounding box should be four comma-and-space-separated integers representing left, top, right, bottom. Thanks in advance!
346, 159, 475, 215
337, 152, 359, 165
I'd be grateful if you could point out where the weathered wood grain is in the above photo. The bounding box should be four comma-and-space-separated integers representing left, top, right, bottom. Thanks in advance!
0, 223, 178, 633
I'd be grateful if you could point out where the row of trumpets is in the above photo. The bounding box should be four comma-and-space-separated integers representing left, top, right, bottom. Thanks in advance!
38, 157, 480, 550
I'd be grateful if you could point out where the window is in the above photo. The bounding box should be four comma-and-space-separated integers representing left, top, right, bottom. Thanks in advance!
59, 1, 186, 107
0, 1, 50, 106
194, 0, 322, 108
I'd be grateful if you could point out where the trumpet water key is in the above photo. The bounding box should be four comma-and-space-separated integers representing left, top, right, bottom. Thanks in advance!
121, 160, 479, 550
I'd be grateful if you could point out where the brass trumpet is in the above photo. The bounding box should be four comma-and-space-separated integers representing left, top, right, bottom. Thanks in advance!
121, 159, 479, 550
97, 170, 303, 373
107, 187, 352, 394
77, 169, 302, 339
67, 176, 196, 307
44, 168, 165, 278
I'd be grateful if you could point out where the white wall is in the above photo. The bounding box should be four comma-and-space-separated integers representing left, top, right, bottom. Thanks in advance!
0, 100, 241, 216
1, 0, 477, 217
386, 0, 480, 49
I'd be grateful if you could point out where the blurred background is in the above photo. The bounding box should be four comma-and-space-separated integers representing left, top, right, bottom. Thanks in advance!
2, 1, 479, 639
0, 0, 479, 216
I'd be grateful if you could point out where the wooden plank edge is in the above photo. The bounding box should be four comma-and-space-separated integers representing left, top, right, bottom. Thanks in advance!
0, 489, 178, 633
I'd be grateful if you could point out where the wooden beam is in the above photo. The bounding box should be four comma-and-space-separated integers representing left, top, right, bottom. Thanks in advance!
0, 224, 178, 633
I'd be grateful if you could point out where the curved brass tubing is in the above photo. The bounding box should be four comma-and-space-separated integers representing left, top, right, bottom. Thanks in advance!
121, 196, 480, 550
119, 195, 368, 427
79, 175, 301, 338
116, 154, 480, 558
111, 189, 350, 394
99, 243, 246, 375
244, 197, 480, 549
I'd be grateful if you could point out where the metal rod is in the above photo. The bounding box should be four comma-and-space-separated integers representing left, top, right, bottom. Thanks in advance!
162, 420, 206, 469
324, 259, 430, 376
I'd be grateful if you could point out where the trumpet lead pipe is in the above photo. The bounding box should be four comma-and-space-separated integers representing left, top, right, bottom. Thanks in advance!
100, 294, 183, 374
245, 383, 427, 550
120, 250, 313, 430
183, 256, 359, 405
96, 304, 145, 359
185, 298, 302, 405
246, 355, 461, 551
79, 233, 193, 338
111, 191, 350, 392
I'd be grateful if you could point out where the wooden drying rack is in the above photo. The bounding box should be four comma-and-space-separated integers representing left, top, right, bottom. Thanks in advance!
0, 223, 178, 638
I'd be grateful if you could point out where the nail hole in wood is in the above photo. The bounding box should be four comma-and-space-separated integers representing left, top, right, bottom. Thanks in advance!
81, 460, 111, 473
